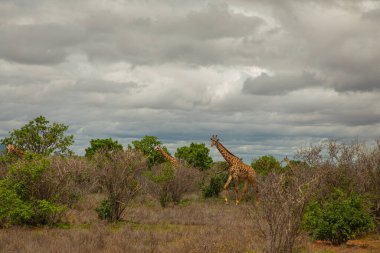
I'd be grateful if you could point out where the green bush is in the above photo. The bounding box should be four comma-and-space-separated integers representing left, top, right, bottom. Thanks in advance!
202, 173, 227, 198
302, 188, 375, 245
96, 199, 112, 220
0, 156, 65, 226
145, 163, 175, 207
0, 181, 33, 226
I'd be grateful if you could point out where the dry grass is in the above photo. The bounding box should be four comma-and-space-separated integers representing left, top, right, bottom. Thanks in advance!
0, 193, 379, 253
0, 194, 260, 253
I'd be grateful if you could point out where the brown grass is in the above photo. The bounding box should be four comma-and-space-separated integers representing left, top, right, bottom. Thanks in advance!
0, 194, 260, 253
0, 193, 379, 253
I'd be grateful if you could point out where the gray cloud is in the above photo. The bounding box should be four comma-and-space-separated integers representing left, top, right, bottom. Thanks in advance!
1, 0, 380, 160
0, 23, 84, 64
243, 72, 321, 95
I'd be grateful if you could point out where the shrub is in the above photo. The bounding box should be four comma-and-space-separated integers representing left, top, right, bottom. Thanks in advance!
0, 181, 33, 226
0, 156, 66, 226
96, 199, 112, 220
144, 163, 174, 207
48, 156, 92, 206
303, 188, 375, 245
92, 150, 147, 221
249, 162, 322, 253
146, 163, 200, 207
296, 139, 380, 227
169, 165, 200, 203
202, 173, 227, 198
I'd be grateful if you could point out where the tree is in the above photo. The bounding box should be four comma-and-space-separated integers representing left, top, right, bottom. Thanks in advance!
251, 155, 282, 175
1, 116, 74, 156
128, 136, 166, 167
175, 143, 213, 170
85, 138, 123, 158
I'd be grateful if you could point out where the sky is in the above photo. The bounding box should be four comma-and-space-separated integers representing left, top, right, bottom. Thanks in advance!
1, 0, 380, 162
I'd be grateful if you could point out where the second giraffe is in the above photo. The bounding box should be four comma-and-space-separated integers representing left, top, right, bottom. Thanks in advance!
155, 145, 179, 168
210, 135, 259, 205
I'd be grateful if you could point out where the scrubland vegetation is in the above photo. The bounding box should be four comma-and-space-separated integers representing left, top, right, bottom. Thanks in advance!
0, 116, 379, 253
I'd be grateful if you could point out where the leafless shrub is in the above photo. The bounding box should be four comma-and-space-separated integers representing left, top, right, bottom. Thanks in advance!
247, 144, 324, 253
47, 156, 92, 207
170, 164, 201, 203
91, 150, 148, 221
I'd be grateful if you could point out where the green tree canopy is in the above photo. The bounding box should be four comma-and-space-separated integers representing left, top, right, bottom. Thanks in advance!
85, 138, 123, 158
1, 116, 74, 156
128, 136, 166, 167
175, 142, 213, 170
251, 155, 282, 175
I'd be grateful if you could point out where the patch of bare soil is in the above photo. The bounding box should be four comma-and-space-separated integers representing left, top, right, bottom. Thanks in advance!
310, 235, 380, 253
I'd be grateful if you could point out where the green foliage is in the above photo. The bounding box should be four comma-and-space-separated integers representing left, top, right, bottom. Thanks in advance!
85, 138, 123, 158
0, 181, 33, 226
251, 155, 282, 175
145, 163, 199, 207
129, 136, 165, 167
145, 163, 175, 184
96, 199, 112, 221
302, 189, 375, 245
202, 172, 228, 198
175, 143, 213, 170
0, 115, 74, 156
0, 157, 65, 226
145, 164, 175, 207
34, 200, 66, 225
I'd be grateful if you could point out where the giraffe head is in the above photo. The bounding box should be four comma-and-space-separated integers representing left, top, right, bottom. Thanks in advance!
154, 145, 162, 151
6, 144, 16, 153
210, 135, 219, 147
283, 155, 289, 163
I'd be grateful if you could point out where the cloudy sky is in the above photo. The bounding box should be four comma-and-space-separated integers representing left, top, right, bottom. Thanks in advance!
1, 0, 380, 162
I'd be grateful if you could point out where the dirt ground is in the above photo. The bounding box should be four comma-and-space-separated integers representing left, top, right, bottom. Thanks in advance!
309, 235, 380, 253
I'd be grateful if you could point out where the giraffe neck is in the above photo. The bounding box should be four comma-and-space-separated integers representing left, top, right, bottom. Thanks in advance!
160, 149, 176, 163
216, 142, 239, 164
286, 160, 294, 169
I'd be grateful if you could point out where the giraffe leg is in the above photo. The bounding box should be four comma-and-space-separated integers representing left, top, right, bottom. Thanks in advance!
234, 177, 240, 205
223, 175, 233, 205
239, 179, 249, 203
252, 178, 259, 204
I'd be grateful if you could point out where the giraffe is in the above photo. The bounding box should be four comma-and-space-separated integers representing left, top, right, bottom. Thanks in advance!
283, 156, 296, 170
6, 144, 24, 158
210, 135, 258, 205
155, 145, 179, 168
